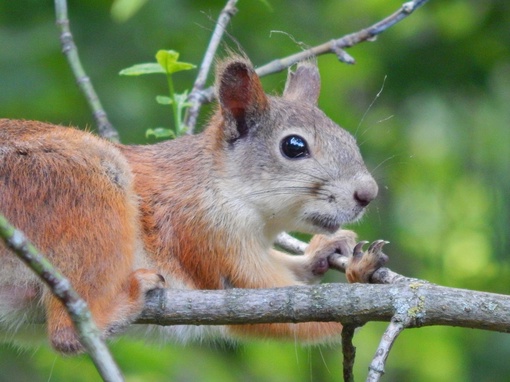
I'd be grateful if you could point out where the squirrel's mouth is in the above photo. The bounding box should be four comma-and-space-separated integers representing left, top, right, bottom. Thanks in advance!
306, 213, 343, 233
306, 208, 365, 233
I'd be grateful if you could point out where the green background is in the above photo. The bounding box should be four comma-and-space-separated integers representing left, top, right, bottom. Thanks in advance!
1, 0, 510, 381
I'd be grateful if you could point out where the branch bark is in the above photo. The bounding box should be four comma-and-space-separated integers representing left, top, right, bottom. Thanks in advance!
184, 0, 239, 134
367, 315, 409, 382
342, 324, 358, 382
138, 282, 510, 332
54, 0, 120, 142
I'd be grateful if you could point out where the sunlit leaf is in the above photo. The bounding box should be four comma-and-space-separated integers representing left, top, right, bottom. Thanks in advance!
145, 127, 176, 139
156, 95, 173, 105
155, 50, 196, 74
119, 63, 164, 76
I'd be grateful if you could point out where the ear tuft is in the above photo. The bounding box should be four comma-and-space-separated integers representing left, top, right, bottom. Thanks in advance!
216, 57, 268, 140
283, 61, 321, 105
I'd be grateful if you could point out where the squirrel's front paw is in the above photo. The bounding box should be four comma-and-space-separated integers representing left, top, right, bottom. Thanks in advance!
305, 230, 357, 280
345, 240, 389, 283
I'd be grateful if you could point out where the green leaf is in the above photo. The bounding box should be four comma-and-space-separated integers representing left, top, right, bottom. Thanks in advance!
145, 127, 175, 139
119, 63, 165, 76
156, 95, 173, 105
155, 50, 196, 74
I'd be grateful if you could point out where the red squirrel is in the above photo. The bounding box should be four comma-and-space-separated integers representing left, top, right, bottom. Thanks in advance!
0, 57, 383, 354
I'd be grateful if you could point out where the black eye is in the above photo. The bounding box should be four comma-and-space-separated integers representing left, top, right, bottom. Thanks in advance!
280, 135, 309, 159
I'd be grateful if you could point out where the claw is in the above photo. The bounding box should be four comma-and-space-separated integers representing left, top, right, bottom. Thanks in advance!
353, 241, 369, 258
368, 240, 390, 253
368, 240, 390, 267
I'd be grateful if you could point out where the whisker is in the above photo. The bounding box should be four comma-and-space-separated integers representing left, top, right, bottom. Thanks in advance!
355, 75, 387, 138
246, 186, 330, 198
371, 155, 397, 173
377, 114, 394, 124
357, 115, 395, 149
317, 346, 332, 376
215, 172, 329, 186
309, 155, 337, 183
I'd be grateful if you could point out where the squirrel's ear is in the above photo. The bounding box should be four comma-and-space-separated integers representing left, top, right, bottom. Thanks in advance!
217, 59, 268, 140
283, 62, 321, 105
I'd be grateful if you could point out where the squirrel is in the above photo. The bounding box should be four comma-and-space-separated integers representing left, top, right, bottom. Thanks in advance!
0, 57, 385, 354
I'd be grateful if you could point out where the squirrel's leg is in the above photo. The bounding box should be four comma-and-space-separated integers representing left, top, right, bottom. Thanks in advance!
227, 233, 358, 341
44, 200, 164, 354
227, 231, 389, 342
45, 265, 164, 354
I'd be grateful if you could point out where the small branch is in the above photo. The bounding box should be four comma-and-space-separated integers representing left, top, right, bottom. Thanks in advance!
256, 0, 430, 76
342, 324, 358, 382
276, 232, 307, 254
0, 213, 124, 382
370, 265, 426, 285
184, 0, 239, 133
54, 0, 120, 142
367, 315, 410, 382
191, 0, 430, 107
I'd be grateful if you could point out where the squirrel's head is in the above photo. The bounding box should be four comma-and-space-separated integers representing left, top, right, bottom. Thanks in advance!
212, 57, 378, 237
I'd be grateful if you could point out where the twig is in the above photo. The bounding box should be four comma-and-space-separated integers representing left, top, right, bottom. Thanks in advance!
366, 315, 410, 382
256, 0, 430, 76
54, 0, 120, 142
184, 0, 239, 133
342, 324, 358, 382
0, 213, 124, 382
370, 265, 426, 285
192, 0, 431, 106
276, 232, 307, 254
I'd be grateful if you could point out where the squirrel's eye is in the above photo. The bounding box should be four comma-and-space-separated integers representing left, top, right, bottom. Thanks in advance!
280, 135, 309, 159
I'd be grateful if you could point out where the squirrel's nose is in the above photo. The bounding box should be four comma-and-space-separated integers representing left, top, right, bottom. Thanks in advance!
353, 177, 378, 207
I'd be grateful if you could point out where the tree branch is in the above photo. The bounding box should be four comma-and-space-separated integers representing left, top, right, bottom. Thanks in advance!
341, 324, 358, 382
367, 315, 409, 382
136, 252, 510, 381
138, 282, 510, 332
256, 0, 429, 76
0, 213, 124, 382
54, 0, 120, 142
192, 0, 431, 107
184, 0, 239, 134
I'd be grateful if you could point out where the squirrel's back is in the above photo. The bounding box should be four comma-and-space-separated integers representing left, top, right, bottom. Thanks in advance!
0, 119, 137, 263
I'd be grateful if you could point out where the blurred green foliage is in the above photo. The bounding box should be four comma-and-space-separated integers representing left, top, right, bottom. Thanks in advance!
1, 0, 510, 381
